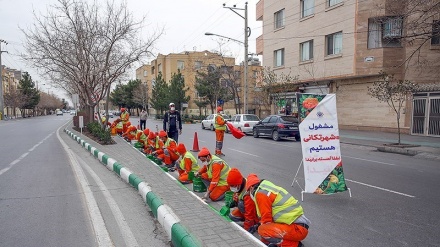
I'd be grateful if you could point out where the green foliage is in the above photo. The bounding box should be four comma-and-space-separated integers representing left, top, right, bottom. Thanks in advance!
150, 72, 169, 114
110, 79, 142, 110
195, 67, 228, 114
86, 121, 113, 144
169, 70, 190, 111
18, 72, 40, 110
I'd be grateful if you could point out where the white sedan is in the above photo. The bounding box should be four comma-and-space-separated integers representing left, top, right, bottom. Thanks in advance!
227, 114, 260, 135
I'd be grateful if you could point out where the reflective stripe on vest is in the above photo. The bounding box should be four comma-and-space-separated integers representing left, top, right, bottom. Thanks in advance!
254, 180, 304, 224
179, 151, 199, 172
214, 115, 226, 131
121, 112, 129, 122
207, 155, 231, 186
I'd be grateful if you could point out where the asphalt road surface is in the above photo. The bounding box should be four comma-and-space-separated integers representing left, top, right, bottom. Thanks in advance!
0, 115, 169, 247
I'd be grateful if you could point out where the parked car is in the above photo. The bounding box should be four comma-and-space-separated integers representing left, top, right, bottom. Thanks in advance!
201, 114, 230, 131
227, 114, 260, 135
70, 110, 76, 115
252, 115, 300, 141
56, 109, 63, 116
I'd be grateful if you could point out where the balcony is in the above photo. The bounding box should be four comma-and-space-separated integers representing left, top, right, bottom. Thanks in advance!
256, 34, 264, 55
256, 0, 264, 21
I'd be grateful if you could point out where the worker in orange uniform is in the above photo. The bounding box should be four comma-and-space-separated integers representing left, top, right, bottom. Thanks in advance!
214, 106, 227, 156
226, 168, 259, 233
196, 147, 231, 201
156, 130, 179, 169
137, 128, 149, 148
122, 125, 137, 140
246, 175, 310, 247
175, 143, 200, 184
146, 131, 163, 155
119, 107, 130, 133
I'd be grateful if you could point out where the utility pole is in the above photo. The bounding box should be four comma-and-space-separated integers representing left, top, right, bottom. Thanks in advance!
223, 2, 250, 114
0, 39, 8, 120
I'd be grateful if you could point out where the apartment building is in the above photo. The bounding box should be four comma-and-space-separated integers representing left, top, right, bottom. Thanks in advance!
256, 0, 440, 136
1, 65, 21, 117
136, 50, 265, 117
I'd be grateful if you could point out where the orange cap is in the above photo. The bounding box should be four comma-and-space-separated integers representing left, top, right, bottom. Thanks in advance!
158, 130, 167, 138
148, 132, 156, 139
126, 121, 131, 126
129, 125, 137, 131
121, 108, 125, 112
198, 147, 211, 158
143, 129, 150, 135
176, 143, 186, 155
227, 168, 243, 186
245, 174, 260, 191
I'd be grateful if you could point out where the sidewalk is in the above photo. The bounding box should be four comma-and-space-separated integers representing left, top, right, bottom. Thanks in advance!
63, 124, 263, 247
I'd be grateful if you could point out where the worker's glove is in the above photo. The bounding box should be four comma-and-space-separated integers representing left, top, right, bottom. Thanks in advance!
248, 223, 260, 234
194, 171, 199, 177
202, 191, 210, 200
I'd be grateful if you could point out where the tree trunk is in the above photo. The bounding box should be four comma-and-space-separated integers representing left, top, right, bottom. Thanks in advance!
397, 113, 401, 144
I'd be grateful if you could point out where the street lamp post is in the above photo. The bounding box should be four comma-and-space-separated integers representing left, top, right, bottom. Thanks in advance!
0, 39, 8, 120
206, 2, 249, 114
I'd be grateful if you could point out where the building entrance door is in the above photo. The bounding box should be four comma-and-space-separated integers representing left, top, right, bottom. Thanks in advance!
411, 93, 440, 137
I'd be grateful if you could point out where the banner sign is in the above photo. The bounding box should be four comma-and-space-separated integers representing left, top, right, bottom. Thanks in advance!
298, 94, 348, 194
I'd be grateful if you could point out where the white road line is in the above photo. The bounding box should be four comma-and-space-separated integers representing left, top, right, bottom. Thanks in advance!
346, 179, 415, 198
56, 127, 113, 246
0, 133, 52, 176
343, 155, 397, 166
75, 153, 139, 247
227, 148, 260, 157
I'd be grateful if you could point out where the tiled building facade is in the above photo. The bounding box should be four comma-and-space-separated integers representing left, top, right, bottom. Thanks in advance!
255, 0, 440, 136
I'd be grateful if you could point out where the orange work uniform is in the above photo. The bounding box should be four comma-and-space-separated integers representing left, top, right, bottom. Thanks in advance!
198, 155, 230, 201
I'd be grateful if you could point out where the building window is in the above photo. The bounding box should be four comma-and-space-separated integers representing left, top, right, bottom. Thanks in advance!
301, 0, 314, 18
194, 61, 202, 69
177, 60, 184, 70
300, 40, 314, 61
432, 20, 440, 45
328, 0, 342, 7
151, 66, 155, 75
274, 48, 285, 67
326, 32, 342, 56
274, 9, 285, 29
368, 17, 402, 48
143, 70, 147, 77
158, 63, 162, 73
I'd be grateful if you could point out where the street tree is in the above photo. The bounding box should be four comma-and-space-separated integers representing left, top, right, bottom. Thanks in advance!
168, 70, 190, 114
3, 87, 26, 118
22, 0, 161, 122
150, 72, 169, 116
195, 66, 228, 114
132, 82, 149, 113
368, 71, 419, 144
18, 72, 40, 117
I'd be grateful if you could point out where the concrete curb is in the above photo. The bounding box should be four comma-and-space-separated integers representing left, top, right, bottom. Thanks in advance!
64, 129, 202, 247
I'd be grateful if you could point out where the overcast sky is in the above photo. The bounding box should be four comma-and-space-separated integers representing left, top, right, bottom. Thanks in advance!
0, 0, 261, 100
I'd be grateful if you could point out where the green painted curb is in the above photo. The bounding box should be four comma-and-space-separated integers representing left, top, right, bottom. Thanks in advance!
128, 174, 142, 190
171, 223, 201, 247
113, 162, 123, 175
146, 192, 163, 218
93, 149, 99, 157
102, 154, 109, 165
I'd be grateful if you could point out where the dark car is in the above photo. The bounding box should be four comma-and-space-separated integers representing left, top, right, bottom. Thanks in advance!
252, 115, 300, 141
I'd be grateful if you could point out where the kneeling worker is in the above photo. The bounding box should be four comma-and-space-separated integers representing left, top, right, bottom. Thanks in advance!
196, 147, 231, 201
247, 175, 311, 247
175, 143, 200, 184
226, 168, 259, 233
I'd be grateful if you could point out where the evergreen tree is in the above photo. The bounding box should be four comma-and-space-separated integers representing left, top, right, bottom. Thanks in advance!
150, 72, 169, 116
18, 72, 40, 117
168, 70, 190, 113
195, 67, 228, 114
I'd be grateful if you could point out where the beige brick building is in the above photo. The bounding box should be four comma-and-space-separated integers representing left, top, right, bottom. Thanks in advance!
1, 65, 21, 117
256, 0, 440, 136
136, 51, 266, 118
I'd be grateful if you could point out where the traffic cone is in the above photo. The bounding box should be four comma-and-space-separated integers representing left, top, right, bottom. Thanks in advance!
191, 132, 200, 152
